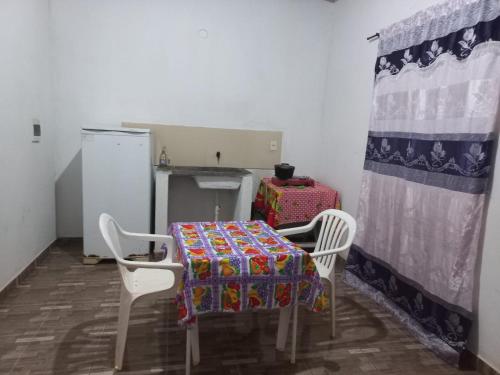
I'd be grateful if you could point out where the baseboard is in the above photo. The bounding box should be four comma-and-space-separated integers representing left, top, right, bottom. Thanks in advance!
477, 355, 500, 375
461, 350, 499, 374
0, 240, 55, 300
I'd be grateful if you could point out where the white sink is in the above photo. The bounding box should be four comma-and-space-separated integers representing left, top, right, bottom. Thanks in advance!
155, 167, 253, 233
194, 175, 241, 190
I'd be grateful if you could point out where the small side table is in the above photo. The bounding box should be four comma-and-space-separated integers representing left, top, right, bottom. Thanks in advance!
254, 177, 341, 228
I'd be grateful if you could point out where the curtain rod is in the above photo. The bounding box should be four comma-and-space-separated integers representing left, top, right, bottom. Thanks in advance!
367, 33, 380, 41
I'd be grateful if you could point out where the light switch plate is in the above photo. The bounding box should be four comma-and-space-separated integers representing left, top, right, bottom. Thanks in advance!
270, 140, 278, 151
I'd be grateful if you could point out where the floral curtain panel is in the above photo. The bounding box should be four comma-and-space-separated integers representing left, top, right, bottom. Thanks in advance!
345, 0, 500, 365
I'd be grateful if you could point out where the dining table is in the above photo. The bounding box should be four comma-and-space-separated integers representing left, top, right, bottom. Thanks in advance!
167, 219, 329, 363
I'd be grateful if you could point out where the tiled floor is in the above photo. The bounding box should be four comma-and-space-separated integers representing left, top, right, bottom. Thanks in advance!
0, 240, 478, 375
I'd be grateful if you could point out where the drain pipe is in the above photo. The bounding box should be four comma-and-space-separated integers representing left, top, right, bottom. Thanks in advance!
215, 191, 220, 221
215, 150, 222, 221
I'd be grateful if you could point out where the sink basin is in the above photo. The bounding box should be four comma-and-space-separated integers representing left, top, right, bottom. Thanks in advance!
194, 175, 241, 190
156, 165, 250, 189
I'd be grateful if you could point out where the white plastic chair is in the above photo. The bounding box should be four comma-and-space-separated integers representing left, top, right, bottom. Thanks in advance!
99, 213, 200, 374
276, 209, 356, 363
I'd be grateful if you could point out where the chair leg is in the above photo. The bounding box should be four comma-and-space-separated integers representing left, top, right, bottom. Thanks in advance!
115, 287, 134, 370
191, 320, 200, 366
291, 304, 298, 364
276, 305, 292, 351
186, 327, 191, 375
330, 280, 336, 338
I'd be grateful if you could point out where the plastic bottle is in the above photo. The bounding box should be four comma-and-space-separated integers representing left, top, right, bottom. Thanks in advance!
159, 146, 168, 166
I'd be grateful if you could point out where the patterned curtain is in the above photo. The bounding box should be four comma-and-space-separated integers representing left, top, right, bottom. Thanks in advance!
344, 0, 500, 365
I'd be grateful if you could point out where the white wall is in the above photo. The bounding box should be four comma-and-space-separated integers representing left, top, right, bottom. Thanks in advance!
0, 0, 56, 290
50, 0, 335, 237
316, 0, 499, 371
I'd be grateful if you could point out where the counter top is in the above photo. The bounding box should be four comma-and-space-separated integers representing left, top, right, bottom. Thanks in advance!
156, 165, 252, 177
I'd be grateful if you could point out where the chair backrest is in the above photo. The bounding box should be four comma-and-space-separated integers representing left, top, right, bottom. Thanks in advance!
99, 213, 128, 262
312, 209, 356, 271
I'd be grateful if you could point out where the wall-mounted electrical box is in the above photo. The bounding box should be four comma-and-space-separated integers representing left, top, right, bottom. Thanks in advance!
32, 120, 41, 143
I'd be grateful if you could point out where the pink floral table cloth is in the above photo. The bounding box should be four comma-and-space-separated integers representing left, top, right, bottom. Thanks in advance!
254, 178, 341, 228
169, 220, 328, 324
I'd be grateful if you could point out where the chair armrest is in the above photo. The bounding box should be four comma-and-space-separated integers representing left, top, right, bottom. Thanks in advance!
118, 258, 184, 271
122, 231, 172, 243
277, 222, 315, 237
309, 245, 350, 259
121, 231, 176, 262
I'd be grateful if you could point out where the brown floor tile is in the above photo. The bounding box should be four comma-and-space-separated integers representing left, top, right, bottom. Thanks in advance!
0, 240, 479, 375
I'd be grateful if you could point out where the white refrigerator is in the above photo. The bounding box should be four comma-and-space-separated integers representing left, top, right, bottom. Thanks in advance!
82, 127, 152, 259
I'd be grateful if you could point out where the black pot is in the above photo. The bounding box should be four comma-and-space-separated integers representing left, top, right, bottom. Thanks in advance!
274, 163, 295, 180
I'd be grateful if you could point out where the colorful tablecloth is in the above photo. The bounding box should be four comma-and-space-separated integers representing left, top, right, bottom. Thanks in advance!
169, 220, 328, 324
254, 178, 341, 228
